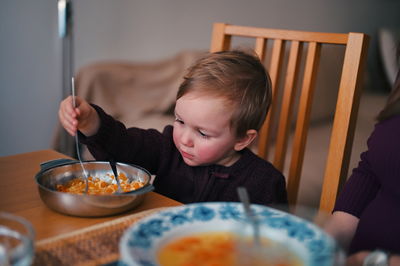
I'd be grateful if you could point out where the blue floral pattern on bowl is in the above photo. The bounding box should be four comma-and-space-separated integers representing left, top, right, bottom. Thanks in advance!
119, 202, 338, 266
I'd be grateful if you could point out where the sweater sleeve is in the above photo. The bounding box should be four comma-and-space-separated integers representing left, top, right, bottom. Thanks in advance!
79, 104, 167, 173
333, 121, 388, 217
333, 150, 380, 217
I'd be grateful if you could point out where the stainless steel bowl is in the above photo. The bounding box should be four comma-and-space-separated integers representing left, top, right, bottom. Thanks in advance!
35, 159, 154, 217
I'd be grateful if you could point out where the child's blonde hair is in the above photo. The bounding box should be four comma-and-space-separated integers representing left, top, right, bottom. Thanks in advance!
177, 50, 272, 138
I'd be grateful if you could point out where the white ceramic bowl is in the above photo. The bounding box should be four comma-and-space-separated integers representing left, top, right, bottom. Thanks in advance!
120, 202, 339, 266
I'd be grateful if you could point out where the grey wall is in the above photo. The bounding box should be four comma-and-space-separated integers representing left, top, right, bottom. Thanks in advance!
74, 0, 400, 69
1, 0, 400, 156
1, 0, 62, 157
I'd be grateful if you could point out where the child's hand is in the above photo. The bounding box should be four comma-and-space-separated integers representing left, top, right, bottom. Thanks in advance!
58, 96, 100, 136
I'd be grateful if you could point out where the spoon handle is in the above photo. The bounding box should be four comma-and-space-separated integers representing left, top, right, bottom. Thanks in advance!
71, 77, 89, 194
237, 187, 260, 245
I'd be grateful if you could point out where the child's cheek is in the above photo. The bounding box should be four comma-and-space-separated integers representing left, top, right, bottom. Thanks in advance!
172, 128, 181, 148
196, 145, 218, 162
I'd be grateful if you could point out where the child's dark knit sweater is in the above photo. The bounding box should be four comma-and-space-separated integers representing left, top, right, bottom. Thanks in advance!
80, 104, 288, 206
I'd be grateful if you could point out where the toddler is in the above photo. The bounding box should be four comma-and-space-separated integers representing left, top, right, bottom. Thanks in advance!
59, 50, 288, 205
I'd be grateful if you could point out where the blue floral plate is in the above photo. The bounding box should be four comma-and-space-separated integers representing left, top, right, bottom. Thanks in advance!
119, 202, 338, 266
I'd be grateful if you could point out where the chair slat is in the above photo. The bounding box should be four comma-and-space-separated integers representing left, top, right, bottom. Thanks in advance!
258, 39, 285, 159
287, 42, 321, 205
254, 37, 267, 61
273, 41, 303, 171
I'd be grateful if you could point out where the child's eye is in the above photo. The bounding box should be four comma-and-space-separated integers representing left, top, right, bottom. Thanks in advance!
198, 130, 209, 139
175, 117, 184, 124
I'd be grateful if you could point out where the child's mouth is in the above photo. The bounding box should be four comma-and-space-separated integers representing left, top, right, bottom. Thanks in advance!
180, 150, 194, 159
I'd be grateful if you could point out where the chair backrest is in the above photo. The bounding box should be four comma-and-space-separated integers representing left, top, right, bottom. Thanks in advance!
210, 23, 369, 213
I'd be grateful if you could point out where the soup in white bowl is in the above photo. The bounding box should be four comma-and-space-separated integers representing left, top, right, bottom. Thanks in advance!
119, 202, 338, 266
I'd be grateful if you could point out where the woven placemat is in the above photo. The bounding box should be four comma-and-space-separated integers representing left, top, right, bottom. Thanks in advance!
33, 208, 165, 266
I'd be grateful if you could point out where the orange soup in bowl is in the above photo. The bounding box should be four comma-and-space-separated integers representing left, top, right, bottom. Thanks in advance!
157, 231, 303, 266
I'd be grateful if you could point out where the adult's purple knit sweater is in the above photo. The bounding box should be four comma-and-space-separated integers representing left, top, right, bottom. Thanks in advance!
334, 114, 400, 254
79, 105, 288, 206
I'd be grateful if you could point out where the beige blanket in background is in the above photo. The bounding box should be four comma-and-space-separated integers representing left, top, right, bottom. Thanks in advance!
52, 50, 206, 158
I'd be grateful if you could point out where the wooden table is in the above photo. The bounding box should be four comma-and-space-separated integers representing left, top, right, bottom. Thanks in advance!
0, 149, 182, 241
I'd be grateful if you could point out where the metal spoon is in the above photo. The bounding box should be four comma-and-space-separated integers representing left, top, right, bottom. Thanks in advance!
109, 158, 122, 193
71, 77, 89, 194
237, 187, 260, 245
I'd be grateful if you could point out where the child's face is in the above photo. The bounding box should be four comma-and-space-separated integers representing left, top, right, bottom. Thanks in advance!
173, 92, 241, 167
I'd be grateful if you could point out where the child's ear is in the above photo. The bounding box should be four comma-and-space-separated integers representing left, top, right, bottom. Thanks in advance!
234, 129, 258, 151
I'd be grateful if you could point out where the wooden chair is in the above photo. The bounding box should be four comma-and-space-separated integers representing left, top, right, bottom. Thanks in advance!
210, 23, 369, 213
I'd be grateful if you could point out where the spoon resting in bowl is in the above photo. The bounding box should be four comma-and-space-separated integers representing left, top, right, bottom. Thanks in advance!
109, 158, 123, 193
237, 186, 260, 245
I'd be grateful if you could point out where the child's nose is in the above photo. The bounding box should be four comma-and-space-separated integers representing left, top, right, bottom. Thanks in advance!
180, 130, 194, 147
